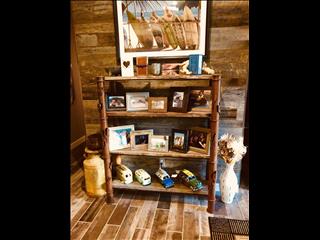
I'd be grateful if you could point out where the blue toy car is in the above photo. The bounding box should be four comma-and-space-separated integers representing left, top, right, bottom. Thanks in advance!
155, 168, 174, 188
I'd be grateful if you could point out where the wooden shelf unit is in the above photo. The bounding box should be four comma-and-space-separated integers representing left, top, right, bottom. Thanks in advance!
96, 74, 221, 213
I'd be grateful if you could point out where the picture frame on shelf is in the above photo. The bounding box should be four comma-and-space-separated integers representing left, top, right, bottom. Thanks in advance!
188, 127, 211, 154
168, 87, 190, 113
126, 92, 150, 111
114, 1, 208, 60
148, 97, 168, 113
188, 87, 212, 112
108, 125, 135, 151
148, 135, 169, 152
106, 95, 126, 111
171, 128, 189, 153
131, 129, 154, 150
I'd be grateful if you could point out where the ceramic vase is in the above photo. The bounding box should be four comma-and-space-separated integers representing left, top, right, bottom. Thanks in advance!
219, 162, 239, 204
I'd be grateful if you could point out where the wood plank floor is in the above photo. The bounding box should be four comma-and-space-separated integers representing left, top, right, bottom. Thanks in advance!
71, 168, 249, 240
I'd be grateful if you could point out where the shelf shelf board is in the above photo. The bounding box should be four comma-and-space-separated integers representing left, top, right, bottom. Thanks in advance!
112, 179, 208, 195
106, 111, 210, 118
103, 74, 220, 81
110, 148, 209, 159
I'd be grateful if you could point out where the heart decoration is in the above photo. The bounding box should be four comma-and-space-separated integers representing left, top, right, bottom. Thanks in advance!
123, 61, 130, 68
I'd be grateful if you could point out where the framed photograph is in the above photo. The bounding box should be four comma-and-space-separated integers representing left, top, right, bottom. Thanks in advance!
168, 87, 190, 113
114, 1, 208, 59
188, 127, 211, 154
188, 87, 212, 112
148, 135, 169, 152
171, 129, 189, 153
126, 92, 150, 111
148, 97, 167, 113
131, 129, 154, 150
108, 125, 135, 151
106, 95, 126, 111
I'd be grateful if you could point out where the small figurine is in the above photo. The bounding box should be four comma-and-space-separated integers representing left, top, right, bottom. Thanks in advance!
135, 169, 151, 186
155, 168, 174, 188
116, 164, 133, 184
202, 61, 215, 75
179, 60, 192, 75
177, 169, 203, 191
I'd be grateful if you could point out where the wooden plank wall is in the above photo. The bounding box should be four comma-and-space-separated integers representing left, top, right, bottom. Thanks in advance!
71, 0, 249, 179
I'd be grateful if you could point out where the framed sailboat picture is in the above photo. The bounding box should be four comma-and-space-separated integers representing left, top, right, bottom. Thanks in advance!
114, 1, 208, 59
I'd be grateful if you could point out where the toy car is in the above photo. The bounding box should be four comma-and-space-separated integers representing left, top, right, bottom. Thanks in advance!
116, 164, 133, 184
177, 169, 203, 192
135, 169, 151, 186
155, 168, 174, 188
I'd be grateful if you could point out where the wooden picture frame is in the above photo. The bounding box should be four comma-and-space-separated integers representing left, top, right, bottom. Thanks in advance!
171, 129, 189, 153
108, 125, 135, 151
188, 127, 211, 154
114, 1, 208, 60
131, 129, 154, 150
148, 135, 169, 152
188, 87, 212, 112
126, 92, 150, 111
148, 97, 168, 113
168, 87, 190, 113
106, 95, 126, 111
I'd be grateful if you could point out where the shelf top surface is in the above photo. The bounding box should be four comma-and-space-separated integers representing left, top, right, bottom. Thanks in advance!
100, 74, 220, 81
106, 111, 211, 118
110, 148, 210, 159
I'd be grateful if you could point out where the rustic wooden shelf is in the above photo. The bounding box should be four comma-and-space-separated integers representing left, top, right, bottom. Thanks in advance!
106, 111, 210, 118
112, 179, 208, 195
97, 74, 221, 213
110, 148, 210, 159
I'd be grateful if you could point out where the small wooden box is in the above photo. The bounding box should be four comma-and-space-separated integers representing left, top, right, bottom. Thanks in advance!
136, 57, 148, 76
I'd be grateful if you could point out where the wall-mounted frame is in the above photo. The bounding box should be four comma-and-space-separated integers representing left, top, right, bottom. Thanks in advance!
114, 1, 208, 60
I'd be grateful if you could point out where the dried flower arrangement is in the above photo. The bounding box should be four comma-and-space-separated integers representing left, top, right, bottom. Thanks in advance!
218, 134, 247, 164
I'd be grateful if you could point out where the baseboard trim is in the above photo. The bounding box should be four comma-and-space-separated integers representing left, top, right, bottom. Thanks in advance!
71, 135, 86, 150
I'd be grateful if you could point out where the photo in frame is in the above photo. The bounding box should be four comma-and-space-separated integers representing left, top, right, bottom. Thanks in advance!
148, 97, 167, 113
148, 135, 169, 152
108, 125, 135, 151
131, 129, 154, 150
168, 87, 190, 113
114, 1, 208, 59
126, 92, 150, 111
188, 87, 212, 112
171, 129, 189, 153
188, 127, 211, 154
106, 95, 126, 111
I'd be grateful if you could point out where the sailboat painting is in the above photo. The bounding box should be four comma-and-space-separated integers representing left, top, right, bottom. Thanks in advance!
115, 0, 208, 59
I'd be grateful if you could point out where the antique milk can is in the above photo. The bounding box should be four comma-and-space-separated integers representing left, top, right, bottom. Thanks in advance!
83, 147, 106, 197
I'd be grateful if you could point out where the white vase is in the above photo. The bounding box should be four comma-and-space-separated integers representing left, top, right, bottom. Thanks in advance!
219, 162, 239, 204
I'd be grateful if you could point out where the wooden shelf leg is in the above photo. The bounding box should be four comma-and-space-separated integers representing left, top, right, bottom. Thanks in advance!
207, 75, 221, 214
97, 76, 114, 204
